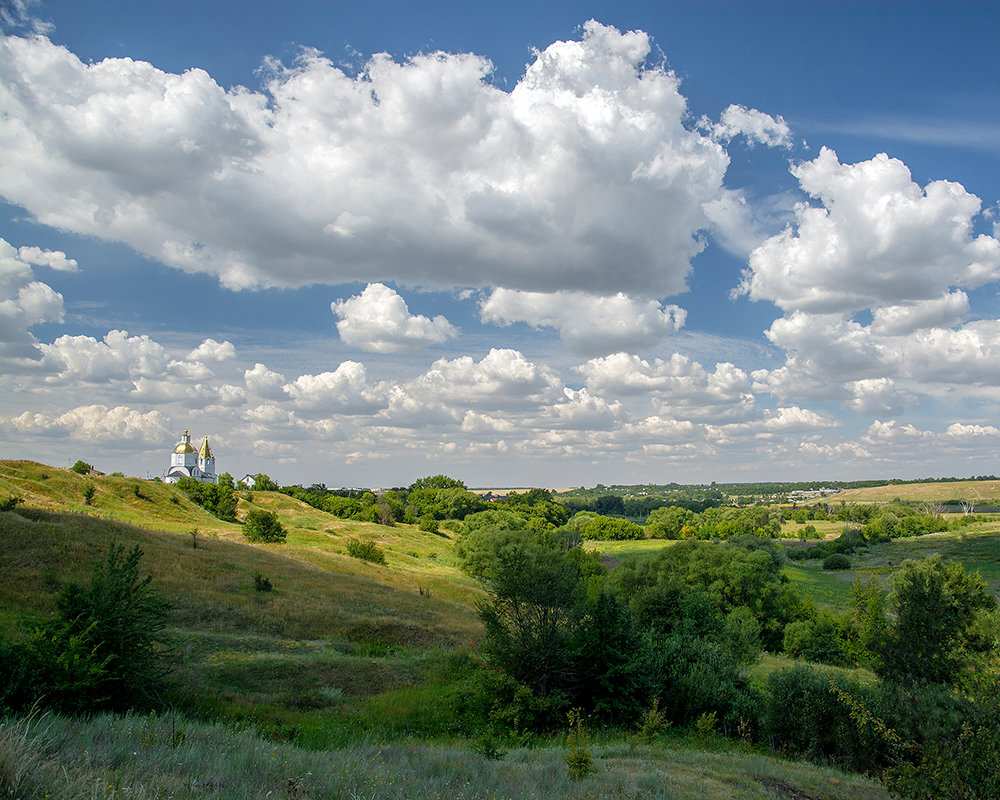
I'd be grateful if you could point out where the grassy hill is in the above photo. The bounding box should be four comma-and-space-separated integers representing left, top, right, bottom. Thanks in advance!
0, 460, 922, 799
822, 478, 1000, 504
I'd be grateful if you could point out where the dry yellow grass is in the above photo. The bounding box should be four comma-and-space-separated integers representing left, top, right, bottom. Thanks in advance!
821, 479, 1000, 504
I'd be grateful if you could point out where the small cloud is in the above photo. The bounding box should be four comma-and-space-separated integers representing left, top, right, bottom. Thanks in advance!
480, 289, 684, 355
187, 338, 236, 362
703, 104, 791, 148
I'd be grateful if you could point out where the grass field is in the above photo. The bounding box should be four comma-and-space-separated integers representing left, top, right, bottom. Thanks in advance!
818, 479, 1000, 505
0, 459, 485, 737
2, 709, 892, 800
2, 460, 994, 799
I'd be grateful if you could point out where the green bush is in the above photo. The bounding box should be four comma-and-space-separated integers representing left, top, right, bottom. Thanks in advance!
70, 460, 92, 475
764, 666, 883, 772
241, 509, 286, 543
564, 708, 593, 780
782, 615, 847, 665
0, 541, 170, 713
822, 553, 850, 570
345, 537, 386, 564
252, 572, 273, 592
176, 476, 237, 521
418, 515, 439, 533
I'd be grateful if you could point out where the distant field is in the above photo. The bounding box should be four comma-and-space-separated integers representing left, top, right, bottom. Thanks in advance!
820, 479, 1000, 504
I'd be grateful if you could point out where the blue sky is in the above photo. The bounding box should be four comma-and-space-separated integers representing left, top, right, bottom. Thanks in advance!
2, 0, 1000, 487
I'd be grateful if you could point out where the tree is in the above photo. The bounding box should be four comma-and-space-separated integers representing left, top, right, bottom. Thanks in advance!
410, 474, 466, 490
71, 460, 92, 475
54, 541, 169, 709
242, 509, 286, 543
476, 534, 584, 698
861, 557, 996, 686
175, 477, 237, 522
252, 473, 279, 492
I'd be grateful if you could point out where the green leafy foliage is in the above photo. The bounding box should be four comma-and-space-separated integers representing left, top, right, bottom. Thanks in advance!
822, 553, 851, 570
251, 473, 279, 492
418, 515, 439, 533
564, 708, 593, 780
873, 557, 996, 687
70, 460, 92, 475
345, 537, 386, 564
764, 666, 882, 771
241, 509, 286, 543
782, 614, 848, 665
175, 476, 237, 521
1, 541, 169, 713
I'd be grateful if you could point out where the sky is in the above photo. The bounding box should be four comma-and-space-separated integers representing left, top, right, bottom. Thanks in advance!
2, 0, 1000, 488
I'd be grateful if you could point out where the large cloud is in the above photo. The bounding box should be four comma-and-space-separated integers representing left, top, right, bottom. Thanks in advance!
740, 148, 1000, 415
39, 330, 170, 384
578, 352, 755, 419
282, 361, 386, 415
396, 348, 562, 412
738, 148, 1000, 314
0, 22, 736, 296
480, 288, 685, 354
10, 403, 170, 444
331, 283, 457, 352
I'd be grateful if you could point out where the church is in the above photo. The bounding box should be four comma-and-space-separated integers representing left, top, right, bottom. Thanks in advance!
164, 429, 217, 484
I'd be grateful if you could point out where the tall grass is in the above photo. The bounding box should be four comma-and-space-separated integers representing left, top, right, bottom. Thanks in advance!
5, 711, 891, 800
0, 708, 51, 798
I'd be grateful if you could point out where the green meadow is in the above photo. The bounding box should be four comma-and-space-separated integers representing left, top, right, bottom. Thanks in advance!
3, 462, 998, 799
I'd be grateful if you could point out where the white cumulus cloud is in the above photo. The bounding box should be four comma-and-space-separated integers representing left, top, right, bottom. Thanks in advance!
704, 104, 791, 148
738, 148, 1000, 314
480, 288, 685, 354
0, 237, 68, 361
187, 338, 237, 362
0, 21, 732, 296
283, 361, 386, 415
10, 404, 170, 443
331, 283, 457, 352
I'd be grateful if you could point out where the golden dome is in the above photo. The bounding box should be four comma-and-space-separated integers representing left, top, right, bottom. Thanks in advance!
173, 429, 195, 454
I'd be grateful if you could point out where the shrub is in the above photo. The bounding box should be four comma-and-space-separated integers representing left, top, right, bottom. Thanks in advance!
70, 460, 92, 475
418, 515, 439, 533
242, 509, 286, 543
764, 665, 883, 771
252, 572, 273, 592
82, 483, 95, 505
636, 698, 670, 743
564, 708, 593, 780
783, 615, 847, 665
345, 537, 386, 564
0, 542, 171, 713
822, 553, 850, 570
57, 542, 169, 709
0, 495, 22, 512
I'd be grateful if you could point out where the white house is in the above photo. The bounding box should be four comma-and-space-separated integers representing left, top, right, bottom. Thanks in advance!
164, 429, 217, 484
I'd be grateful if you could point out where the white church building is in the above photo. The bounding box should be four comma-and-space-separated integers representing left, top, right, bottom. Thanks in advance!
164, 429, 217, 484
